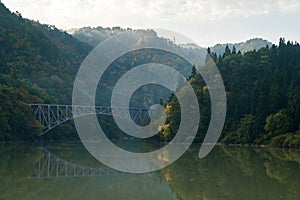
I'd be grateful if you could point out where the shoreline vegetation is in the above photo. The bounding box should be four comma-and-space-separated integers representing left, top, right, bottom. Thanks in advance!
1, 140, 300, 153
0, 2, 299, 149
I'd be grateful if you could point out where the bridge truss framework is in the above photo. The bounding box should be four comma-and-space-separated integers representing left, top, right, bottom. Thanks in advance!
29, 104, 150, 135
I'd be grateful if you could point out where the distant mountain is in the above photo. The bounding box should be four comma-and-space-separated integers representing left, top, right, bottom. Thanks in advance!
68, 27, 272, 55
211, 38, 272, 55
67, 26, 132, 47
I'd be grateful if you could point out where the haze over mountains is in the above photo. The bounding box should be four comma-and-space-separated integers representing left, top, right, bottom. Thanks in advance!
68, 26, 272, 55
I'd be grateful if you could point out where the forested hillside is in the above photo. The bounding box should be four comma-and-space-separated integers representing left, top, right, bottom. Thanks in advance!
163, 40, 300, 148
0, 3, 91, 140
1, 2, 299, 148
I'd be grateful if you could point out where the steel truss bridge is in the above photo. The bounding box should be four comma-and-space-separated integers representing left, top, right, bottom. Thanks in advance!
31, 148, 122, 178
29, 104, 150, 135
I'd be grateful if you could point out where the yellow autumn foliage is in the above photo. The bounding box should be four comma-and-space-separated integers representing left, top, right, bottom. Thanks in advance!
165, 104, 172, 114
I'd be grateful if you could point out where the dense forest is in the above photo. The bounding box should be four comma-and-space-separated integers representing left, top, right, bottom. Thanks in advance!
0, 2, 299, 149
0, 3, 91, 140
163, 40, 300, 148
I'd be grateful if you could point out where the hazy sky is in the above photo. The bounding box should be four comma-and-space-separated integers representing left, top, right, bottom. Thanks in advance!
2, 0, 300, 47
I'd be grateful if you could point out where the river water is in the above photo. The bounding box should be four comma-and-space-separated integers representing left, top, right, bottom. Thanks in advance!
0, 142, 299, 200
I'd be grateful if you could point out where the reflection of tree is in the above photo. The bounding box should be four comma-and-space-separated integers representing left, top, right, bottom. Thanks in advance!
256, 147, 300, 185
264, 161, 292, 183
221, 146, 255, 177
161, 145, 300, 200
0, 144, 177, 200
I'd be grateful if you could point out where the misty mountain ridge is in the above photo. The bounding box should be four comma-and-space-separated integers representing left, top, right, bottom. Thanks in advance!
68, 26, 272, 55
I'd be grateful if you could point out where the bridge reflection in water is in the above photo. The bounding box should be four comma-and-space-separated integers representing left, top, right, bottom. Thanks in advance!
31, 148, 122, 179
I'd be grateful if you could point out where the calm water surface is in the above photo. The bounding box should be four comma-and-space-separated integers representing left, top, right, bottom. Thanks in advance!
0, 141, 300, 200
